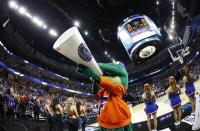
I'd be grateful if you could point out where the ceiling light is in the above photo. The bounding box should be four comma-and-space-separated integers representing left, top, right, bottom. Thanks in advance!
169, 34, 173, 40
24, 60, 29, 63
84, 31, 88, 35
18, 7, 26, 15
9, 1, 18, 9
172, 11, 175, 16
156, 1, 159, 5
172, 2, 175, 6
171, 24, 175, 29
8, 2, 58, 38
49, 29, 58, 37
25, 12, 32, 19
33, 17, 44, 27
74, 21, 80, 27
43, 25, 47, 29
104, 51, 108, 55
172, 2, 175, 9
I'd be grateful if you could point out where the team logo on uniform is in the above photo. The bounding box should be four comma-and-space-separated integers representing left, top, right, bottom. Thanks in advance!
98, 96, 108, 115
78, 43, 92, 62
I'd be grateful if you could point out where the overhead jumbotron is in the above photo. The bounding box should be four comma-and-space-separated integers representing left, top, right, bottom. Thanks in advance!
117, 15, 162, 62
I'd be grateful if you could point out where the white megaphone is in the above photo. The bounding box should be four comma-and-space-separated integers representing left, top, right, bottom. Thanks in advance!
53, 27, 103, 75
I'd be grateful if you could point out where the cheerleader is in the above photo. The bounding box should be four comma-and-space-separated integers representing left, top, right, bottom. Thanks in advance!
183, 65, 196, 115
66, 97, 79, 131
142, 83, 158, 131
52, 98, 64, 131
76, 101, 87, 131
167, 76, 182, 126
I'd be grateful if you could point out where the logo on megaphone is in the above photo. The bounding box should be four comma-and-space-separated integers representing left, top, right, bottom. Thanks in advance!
78, 43, 92, 62
53, 27, 103, 75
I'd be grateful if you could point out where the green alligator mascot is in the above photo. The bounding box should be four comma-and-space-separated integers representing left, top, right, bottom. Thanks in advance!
77, 62, 132, 131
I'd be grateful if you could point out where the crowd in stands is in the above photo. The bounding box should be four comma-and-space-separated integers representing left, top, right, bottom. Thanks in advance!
0, 46, 91, 93
0, 68, 98, 131
190, 61, 200, 80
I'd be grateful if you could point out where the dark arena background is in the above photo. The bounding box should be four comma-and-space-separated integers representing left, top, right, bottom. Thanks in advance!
0, 0, 200, 131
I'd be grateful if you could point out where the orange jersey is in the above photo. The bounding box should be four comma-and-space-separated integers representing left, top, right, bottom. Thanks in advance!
95, 76, 131, 129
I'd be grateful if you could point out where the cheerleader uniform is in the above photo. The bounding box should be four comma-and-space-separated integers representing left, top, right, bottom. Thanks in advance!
143, 95, 158, 115
68, 110, 79, 131
169, 92, 182, 108
185, 83, 196, 97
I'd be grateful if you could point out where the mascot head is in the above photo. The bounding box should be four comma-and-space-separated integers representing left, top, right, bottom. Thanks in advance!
92, 61, 128, 94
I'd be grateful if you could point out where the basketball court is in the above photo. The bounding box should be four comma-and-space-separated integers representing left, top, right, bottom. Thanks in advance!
88, 79, 200, 130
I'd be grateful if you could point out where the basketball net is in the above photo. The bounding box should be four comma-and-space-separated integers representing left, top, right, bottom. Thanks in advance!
168, 46, 190, 64
178, 56, 184, 64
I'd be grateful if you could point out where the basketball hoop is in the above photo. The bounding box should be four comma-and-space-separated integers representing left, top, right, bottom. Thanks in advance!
178, 56, 184, 64
168, 45, 189, 64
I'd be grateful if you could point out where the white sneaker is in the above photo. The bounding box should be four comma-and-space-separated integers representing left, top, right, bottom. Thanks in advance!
191, 112, 195, 116
177, 122, 181, 125
175, 122, 179, 126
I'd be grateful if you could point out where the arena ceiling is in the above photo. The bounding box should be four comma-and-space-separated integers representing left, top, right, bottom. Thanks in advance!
0, 0, 200, 83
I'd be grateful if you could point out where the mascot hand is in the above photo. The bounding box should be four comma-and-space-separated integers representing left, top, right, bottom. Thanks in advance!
92, 81, 99, 94
76, 64, 88, 74
76, 64, 100, 82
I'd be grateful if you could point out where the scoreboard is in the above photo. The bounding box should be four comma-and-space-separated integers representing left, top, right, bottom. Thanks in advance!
117, 15, 162, 60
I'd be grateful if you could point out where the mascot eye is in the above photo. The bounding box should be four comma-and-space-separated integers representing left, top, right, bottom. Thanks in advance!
104, 72, 110, 76
113, 61, 125, 68
117, 62, 125, 68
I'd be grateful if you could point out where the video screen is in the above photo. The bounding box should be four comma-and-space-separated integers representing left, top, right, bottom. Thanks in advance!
118, 16, 160, 54
125, 18, 152, 37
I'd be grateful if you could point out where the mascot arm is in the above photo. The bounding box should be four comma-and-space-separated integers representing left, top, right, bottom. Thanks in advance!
100, 76, 126, 95
76, 64, 100, 82
98, 63, 127, 77
94, 88, 105, 100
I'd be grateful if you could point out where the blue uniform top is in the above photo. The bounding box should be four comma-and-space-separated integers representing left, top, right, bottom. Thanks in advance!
183, 76, 196, 96
142, 92, 158, 115
169, 92, 182, 108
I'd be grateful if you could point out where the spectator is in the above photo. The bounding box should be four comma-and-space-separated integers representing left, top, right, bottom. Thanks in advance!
33, 100, 40, 121
4, 89, 15, 125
